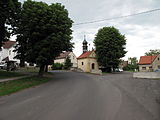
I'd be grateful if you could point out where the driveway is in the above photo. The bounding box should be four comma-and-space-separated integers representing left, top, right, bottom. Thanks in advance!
0, 71, 159, 120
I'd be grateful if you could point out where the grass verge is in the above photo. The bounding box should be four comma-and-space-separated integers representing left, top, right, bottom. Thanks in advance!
0, 76, 51, 96
16, 67, 40, 73
0, 71, 24, 79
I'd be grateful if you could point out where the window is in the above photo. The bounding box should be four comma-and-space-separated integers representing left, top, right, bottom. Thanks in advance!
82, 62, 83, 65
9, 50, 11, 55
158, 65, 160, 69
149, 66, 152, 69
158, 58, 160, 61
142, 67, 146, 70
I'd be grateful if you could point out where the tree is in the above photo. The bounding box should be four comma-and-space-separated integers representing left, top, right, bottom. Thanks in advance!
64, 57, 72, 70
0, 0, 21, 48
145, 49, 160, 56
94, 26, 127, 72
15, 0, 73, 76
128, 57, 138, 65
123, 57, 138, 71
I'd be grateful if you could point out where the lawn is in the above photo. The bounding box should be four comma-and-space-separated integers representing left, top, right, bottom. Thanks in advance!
0, 76, 51, 96
16, 67, 40, 73
0, 70, 24, 79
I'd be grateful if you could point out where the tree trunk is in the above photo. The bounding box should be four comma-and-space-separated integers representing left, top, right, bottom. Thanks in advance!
38, 64, 45, 76
45, 65, 48, 72
0, 19, 5, 47
20, 59, 25, 67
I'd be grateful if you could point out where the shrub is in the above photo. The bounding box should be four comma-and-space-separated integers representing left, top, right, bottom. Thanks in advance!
52, 63, 63, 70
64, 57, 72, 70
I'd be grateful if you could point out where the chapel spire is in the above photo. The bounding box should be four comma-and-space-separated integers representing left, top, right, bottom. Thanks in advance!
82, 35, 88, 53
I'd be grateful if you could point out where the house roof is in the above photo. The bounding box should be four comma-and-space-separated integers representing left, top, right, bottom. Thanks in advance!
2, 57, 9, 62
56, 51, 71, 59
139, 56, 157, 65
77, 51, 93, 59
3, 41, 16, 49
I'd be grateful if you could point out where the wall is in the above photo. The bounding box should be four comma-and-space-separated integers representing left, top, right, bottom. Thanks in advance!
77, 58, 99, 73
133, 72, 160, 79
9, 46, 20, 63
54, 59, 65, 64
77, 58, 90, 72
68, 52, 77, 68
1, 48, 8, 61
152, 54, 160, 71
139, 64, 152, 72
0, 43, 19, 63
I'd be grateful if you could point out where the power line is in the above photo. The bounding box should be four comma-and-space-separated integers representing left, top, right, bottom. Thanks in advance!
73, 8, 160, 26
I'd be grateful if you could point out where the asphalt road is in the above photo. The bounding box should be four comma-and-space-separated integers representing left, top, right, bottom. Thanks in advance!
0, 71, 159, 120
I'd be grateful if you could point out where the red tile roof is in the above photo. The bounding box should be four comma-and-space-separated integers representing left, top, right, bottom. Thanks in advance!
3, 41, 16, 49
139, 56, 157, 65
56, 51, 71, 59
77, 51, 93, 59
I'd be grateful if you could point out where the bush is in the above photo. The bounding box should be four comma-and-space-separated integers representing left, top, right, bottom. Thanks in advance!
64, 57, 72, 70
52, 63, 63, 70
123, 64, 138, 71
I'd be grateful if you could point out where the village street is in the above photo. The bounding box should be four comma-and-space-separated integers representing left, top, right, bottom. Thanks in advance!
0, 71, 160, 120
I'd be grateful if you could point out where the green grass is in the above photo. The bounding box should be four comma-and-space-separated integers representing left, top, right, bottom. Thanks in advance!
16, 67, 40, 73
0, 76, 51, 96
0, 71, 24, 79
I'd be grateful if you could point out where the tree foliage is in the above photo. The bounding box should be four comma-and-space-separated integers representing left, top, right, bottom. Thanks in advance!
15, 0, 73, 76
145, 49, 160, 56
123, 57, 138, 71
94, 26, 127, 72
64, 57, 72, 70
0, 0, 21, 47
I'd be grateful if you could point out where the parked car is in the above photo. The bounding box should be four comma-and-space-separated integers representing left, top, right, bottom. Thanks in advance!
115, 68, 123, 72
155, 69, 160, 72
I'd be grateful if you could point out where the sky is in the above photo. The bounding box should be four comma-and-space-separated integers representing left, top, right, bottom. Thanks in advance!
19, 0, 160, 60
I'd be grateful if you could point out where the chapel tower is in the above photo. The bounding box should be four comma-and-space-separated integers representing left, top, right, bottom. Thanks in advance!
82, 35, 88, 53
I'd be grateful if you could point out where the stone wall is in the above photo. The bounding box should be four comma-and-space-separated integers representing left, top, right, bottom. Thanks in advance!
133, 72, 160, 79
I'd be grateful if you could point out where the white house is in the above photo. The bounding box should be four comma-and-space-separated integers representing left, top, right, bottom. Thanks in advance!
0, 41, 20, 64
54, 51, 77, 68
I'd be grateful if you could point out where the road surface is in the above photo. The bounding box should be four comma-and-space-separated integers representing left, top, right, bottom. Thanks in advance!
0, 71, 159, 120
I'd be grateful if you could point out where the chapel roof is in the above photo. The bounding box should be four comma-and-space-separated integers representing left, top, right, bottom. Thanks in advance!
77, 51, 93, 59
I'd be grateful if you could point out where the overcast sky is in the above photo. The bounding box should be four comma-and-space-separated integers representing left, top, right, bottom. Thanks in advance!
19, 0, 160, 60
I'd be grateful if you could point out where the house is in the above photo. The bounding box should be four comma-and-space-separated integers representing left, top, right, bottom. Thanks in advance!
54, 51, 77, 68
119, 60, 128, 69
0, 41, 20, 64
77, 38, 101, 74
138, 55, 160, 72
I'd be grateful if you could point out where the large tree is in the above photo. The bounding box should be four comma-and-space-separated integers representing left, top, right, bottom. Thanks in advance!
94, 26, 127, 72
145, 49, 160, 56
15, 0, 73, 76
0, 0, 21, 48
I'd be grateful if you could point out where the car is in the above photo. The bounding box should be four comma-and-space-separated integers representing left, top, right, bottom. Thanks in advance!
115, 68, 123, 72
155, 69, 160, 72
